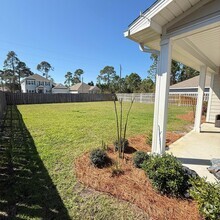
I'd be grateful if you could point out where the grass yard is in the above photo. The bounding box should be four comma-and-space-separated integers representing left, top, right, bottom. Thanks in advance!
0, 102, 192, 219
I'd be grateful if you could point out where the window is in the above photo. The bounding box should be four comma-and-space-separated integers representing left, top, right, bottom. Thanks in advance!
26, 80, 35, 85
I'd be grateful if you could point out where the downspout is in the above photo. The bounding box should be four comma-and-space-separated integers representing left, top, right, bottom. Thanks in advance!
139, 44, 160, 56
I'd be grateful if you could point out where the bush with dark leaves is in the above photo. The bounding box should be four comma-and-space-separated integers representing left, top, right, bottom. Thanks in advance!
133, 151, 149, 168
142, 153, 190, 197
90, 148, 109, 168
114, 138, 129, 153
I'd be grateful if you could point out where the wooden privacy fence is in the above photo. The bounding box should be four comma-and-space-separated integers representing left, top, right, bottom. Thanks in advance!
116, 92, 209, 106
0, 91, 6, 120
5, 93, 114, 105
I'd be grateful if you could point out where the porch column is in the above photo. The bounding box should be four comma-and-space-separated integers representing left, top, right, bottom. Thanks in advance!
194, 65, 207, 132
206, 72, 214, 122
152, 39, 172, 154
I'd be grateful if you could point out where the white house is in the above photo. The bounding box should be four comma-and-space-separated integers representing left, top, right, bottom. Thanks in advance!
52, 83, 69, 94
125, 0, 220, 154
21, 74, 52, 94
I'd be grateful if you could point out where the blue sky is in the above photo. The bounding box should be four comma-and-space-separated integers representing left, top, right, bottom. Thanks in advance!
0, 0, 156, 84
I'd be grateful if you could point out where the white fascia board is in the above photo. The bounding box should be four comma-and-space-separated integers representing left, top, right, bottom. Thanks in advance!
124, 30, 129, 37
126, 0, 172, 38
140, 0, 173, 23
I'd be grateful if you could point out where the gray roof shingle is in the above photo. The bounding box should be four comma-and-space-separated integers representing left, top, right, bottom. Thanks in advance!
170, 75, 211, 89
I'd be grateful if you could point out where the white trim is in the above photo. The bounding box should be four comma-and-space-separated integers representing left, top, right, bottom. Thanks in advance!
128, 0, 172, 30
152, 38, 172, 154
206, 73, 214, 122
170, 86, 210, 90
194, 66, 207, 132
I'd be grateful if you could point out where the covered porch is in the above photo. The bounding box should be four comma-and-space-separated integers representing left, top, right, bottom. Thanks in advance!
125, 0, 220, 180
168, 123, 220, 182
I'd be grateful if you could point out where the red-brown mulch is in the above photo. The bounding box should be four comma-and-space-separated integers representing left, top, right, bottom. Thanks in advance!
74, 133, 202, 220
178, 111, 206, 123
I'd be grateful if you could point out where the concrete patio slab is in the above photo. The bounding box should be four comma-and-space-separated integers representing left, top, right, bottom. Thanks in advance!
168, 123, 220, 183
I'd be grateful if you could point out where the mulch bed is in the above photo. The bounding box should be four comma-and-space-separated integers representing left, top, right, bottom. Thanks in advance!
75, 133, 202, 220
177, 111, 206, 123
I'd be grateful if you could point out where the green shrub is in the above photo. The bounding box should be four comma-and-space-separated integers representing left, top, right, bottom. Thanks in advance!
90, 148, 109, 168
142, 153, 189, 197
114, 138, 129, 153
133, 151, 149, 168
111, 161, 124, 177
189, 177, 220, 220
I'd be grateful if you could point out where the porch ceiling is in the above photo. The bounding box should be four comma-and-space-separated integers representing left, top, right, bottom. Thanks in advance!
125, 0, 220, 73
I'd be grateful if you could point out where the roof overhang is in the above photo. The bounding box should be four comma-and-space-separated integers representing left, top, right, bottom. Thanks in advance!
125, 0, 220, 74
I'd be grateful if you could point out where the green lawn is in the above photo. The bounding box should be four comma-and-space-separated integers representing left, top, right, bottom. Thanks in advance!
0, 102, 192, 219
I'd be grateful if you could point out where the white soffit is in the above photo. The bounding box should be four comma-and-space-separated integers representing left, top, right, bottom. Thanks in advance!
186, 26, 220, 67
172, 25, 220, 73
125, 0, 220, 73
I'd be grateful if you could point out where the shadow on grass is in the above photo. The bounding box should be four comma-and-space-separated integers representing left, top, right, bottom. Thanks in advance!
0, 105, 71, 219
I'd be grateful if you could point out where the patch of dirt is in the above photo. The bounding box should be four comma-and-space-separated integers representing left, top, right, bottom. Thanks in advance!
74, 134, 201, 220
178, 111, 206, 123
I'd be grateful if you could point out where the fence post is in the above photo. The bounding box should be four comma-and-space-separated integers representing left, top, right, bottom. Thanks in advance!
178, 94, 181, 106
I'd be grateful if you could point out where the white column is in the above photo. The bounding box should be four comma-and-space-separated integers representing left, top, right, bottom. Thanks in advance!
152, 39, 172, 154
206, 73, 214, 122
194, 65, 207, 132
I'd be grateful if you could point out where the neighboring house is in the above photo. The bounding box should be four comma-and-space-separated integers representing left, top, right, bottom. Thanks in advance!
52, 83, 69, 94
89, 86, 101, 94
69, 82, 100, 94
169, 75, 211, 93
21, 74, 52, 94
0, 86, 10, 92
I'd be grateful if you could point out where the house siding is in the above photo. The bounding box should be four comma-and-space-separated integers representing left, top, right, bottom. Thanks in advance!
209, 74, 220, 123
52, 88, 69, 94
21, 78, 52, 93
169, 88, 210, 93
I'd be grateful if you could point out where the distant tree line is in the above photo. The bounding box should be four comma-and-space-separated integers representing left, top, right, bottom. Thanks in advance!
0, 50, 199, 93
93, 57, 198, 93
96, 65, 155, 93
0, 51, 54, 92
148, 54, 199, 85
64, 69, 84, 87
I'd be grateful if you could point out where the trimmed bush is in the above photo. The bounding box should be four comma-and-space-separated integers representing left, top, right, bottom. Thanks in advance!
133, 151, 149, 168
114, 138, 129, 153
90, 148, 109, 168
189, 177, 220, 220
142, 153, 189, 197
